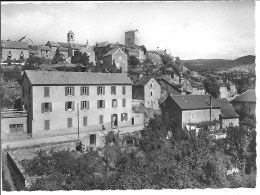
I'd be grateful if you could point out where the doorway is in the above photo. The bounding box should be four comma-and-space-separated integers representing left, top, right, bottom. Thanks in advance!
111, 114, 118, 129
90, 134, 96, 146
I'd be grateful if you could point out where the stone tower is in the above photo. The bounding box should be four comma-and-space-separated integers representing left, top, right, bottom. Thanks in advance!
125, 29, 140, 46
67, 30, 75, 44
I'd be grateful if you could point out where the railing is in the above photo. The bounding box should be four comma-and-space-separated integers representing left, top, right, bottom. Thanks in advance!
1, 110, 27, 118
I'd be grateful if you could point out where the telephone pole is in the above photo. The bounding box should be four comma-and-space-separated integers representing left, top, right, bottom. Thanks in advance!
77, 103, 79, 140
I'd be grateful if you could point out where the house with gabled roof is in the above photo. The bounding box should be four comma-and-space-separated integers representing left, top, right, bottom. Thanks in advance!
132, 77, 161, 110
217, 98, 239, 128
232, 89, 256, 115
160, 94, 221, 129
21, 70, 143, 139
1, 40, 29, 61
103, 47, 128, 73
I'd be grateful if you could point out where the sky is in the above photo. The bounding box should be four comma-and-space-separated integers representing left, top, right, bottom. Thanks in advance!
1, 1, 255, 60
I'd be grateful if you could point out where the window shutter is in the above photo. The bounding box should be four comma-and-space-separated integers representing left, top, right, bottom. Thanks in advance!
103, 100, 105, 108
41, 103, 44, 113
81, 101, 83, 110
121, 114, 123, 121
80, 87, 83, 96
87, 101, 89, 109
115, 86, 116, 94
49, 103, 52, 112
72, 101, 75, 110
103, 86, 105, 95
87, 87, 89, 95
72, 87, 75, 96
111, 86, 113, 95
97, 100, 99, 109
65, 87, 68, 96
97, 87, 99, 95
65, 102, 68, 111
126, 113, 128, 121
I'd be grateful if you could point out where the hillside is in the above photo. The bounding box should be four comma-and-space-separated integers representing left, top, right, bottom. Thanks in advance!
182, 55, 255, 72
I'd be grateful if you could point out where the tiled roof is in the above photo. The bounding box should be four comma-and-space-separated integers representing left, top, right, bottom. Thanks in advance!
24, 70, 133, 85
217, 98, 239, 119
1, 40, 29, 50
59, 47, 69, 52
47, 41, 60, 47
40, 46, 51, 51
104, 48, 121, 57
18, 35, 34, 45
133, 77, 152, 86
126, 29, 139, 33
57, 42, 70, 48
232, 89, 256, 103
169, 94, 221, 110
96, 41, 109, 47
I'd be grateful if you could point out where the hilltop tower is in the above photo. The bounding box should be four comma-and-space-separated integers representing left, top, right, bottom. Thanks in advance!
67, 30, 75, 44
125, 29, 140, 46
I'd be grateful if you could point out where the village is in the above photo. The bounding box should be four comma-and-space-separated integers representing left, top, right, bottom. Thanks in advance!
1, 28, 256, 190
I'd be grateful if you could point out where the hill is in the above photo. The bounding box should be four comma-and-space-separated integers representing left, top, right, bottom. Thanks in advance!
182, 55, 255, 72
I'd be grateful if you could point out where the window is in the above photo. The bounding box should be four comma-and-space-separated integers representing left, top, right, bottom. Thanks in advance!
112, 99, 117, 108
20, 51, 24, 59
81, 101, 89, 110
150, 91, 153, 97
28, 87, 31, 95
97, 86, 105, 95
41, 102, 52, 113
65, 101, 74, 111
99, 115, 104, 124
191, 112, 195, 120
122, 99, 126, 107
68, 118, 72, 128
81, 86, 89, 96
122, 86, 126, 95
111, 86, 116, 95
44, 120, 50, 130
44, 87, 50, 97
97, 100, 105, 109
121, 113, 128, 122
83, 116, 88, 126
8, 51, 12, 58
150, 83, 153, 88
65, 86, 74, 96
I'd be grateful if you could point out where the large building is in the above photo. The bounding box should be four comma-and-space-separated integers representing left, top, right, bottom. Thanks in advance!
160, 94, 221, 129
132, 77, 161, 110
21, 70, 141, 138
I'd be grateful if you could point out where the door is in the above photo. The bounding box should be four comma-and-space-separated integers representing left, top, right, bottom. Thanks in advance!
9, 124, 24, 134
90, 134, 96, 146
111, 114, 118, 129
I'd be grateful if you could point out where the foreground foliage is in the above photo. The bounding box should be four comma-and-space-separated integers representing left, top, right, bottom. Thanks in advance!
23, 115, 256, 190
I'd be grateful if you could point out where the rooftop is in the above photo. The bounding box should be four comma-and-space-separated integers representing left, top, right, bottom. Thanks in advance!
232, 89, 256, 103
169, 94, 221, 110
104, 48, 122, 57
24, 70, 133, 86
217, 98, 239, 119
133, 77, 153, 86
1, 40, 29, 50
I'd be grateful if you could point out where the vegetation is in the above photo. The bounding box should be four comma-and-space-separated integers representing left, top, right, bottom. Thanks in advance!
21, 109, 256, 190
203, 77, 220, 99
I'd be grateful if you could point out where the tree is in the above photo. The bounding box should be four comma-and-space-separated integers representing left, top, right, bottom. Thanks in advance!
128, 56, 140, 68
52, 48, 65, 64
204, 78, 220, 99
26, 56, 44, 67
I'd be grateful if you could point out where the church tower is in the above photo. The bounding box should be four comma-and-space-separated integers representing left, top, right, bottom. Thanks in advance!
67, 30, 75, 44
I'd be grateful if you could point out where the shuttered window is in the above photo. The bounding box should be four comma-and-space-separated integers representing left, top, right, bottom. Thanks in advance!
111, 86, 116, 95
121, 113, 128, 121
81, 86, 89, 96
41, 102, 52, 113
112, 99, 117, 108
44, 87, 50, 97
68, 118, 72, 128
122, 86, 126, 95
99, 115, 104, 124
122, 99, 126, 107
44, 120, 50, 130
65, 101, 74, 111
81, 101, 89, 110
83, 116, 88, 126
97, 86, 105, 95
97, 100, 105, 109
65, 87, 74, 96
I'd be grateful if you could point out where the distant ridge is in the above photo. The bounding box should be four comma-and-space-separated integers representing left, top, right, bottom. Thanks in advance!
182, 55, 255, 72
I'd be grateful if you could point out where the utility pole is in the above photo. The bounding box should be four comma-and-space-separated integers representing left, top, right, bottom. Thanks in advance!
77, 103, 79, 140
